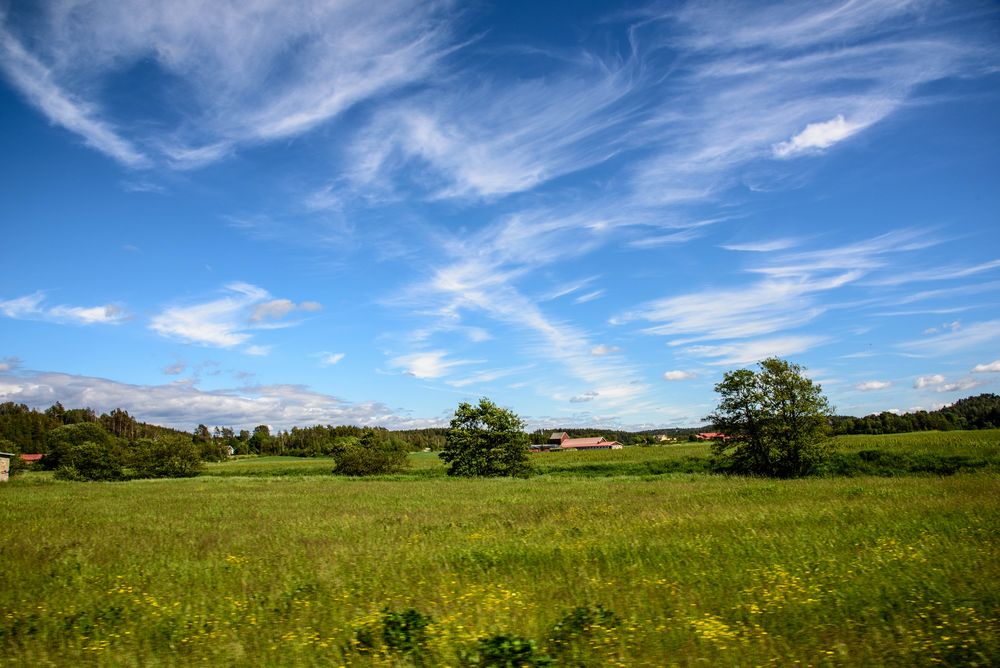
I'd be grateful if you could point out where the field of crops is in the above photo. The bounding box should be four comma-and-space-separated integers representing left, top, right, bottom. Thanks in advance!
2, 431, 999, 666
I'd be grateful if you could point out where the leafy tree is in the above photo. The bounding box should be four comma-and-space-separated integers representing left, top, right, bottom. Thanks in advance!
333, 428, 409, 476
44, 422, 118, 470
54, 440, 127, 481
130, 435, 203, 478
440, 398, 531, 477
707, 357, 832, 477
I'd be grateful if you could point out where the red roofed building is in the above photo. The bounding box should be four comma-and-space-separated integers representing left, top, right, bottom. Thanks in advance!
694, 432, 728, 441
19, 454, 45, 463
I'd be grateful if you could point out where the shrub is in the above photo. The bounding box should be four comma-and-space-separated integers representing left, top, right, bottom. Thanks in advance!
333, 429, 409, 476
548, 604, 620, 655
472, 634, 550, 667
131, 436, 203, 478
53, 441, 126, 481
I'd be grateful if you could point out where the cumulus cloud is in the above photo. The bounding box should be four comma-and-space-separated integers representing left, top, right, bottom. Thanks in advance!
972, 360, 1000, 373
0, 292, 128, 325
150, 282, 317, 350
0, 369, 438, 430
913, 374, 979, 393
663, 370, 697, 381
855, 380, 892, 391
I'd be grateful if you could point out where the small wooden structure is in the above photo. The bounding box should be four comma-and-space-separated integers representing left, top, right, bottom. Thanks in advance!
0, 452, 13, 482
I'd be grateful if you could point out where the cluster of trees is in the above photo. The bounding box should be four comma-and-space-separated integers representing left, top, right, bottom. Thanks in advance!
830, 394, 1000, 435
15, 422, 201, 481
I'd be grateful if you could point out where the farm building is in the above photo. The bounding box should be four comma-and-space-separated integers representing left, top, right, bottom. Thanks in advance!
694, 432, 728, 441
0, 452, 12, 482
19, 454, 45, 464
531, 433, 623, 451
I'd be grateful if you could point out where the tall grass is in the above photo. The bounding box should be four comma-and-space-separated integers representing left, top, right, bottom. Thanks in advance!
3, 464, 998, 665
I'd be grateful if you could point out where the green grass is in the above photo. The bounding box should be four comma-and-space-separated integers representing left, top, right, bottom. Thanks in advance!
2, 432, 999, 666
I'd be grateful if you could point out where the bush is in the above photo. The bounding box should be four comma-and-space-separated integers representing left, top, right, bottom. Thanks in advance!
131, 436, 203, 478
472, 634, 550, 667
548, 604, 620, 655
53, 441, 126, 481
333, 429, 409, 476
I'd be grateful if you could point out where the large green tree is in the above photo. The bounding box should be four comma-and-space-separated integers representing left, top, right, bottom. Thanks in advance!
440, 398, 531, 477
707, 357, 832, 477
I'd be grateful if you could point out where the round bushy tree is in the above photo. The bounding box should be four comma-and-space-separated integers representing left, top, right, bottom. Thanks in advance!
707, 357, 832, 477
440, 398, 531, 477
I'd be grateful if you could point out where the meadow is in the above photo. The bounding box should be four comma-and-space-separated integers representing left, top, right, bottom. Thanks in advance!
2, 431, 998, 666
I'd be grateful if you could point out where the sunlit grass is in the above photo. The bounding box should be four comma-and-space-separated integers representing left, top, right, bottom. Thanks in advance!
4, 453, 999, 665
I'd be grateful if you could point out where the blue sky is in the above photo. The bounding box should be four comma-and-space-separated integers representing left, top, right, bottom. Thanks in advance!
1, 0, 999, 431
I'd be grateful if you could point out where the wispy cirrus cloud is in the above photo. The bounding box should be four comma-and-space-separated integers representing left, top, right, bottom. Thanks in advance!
900, 320, 1000, 356
149, 282, 319, 352
0, 291, 128, 325
0, 0, 456, 169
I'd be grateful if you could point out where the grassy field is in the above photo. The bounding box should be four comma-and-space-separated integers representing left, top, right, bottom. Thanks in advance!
2, 431, 999, 666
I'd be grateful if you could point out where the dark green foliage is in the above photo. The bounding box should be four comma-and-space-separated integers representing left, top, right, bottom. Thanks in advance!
548, 604, 620, 657
54, 441, 127, 481
440, 398, 531, 477
354, 608, 433, 660
131, 436, 203, 478
708, 358, 832, 477
44, 422, 118, 470
820, 450, 996, 477
332, 429, 409, 476
831, 393, 1000, 435
381, 607, 432, 654
472, 634, 550, 667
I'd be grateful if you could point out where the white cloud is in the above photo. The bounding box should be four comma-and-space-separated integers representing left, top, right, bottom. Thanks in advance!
972, 360, 1000, 373
0, 369, 438, 430
773, 115, 865, 158
855, 380, 892, 391
243, 345, 272, 357
936, 379, 979, 393
0, 292, 127, 325
722, 238, 801, 252
570, 391, 598, 403
683, 335, 829, 366
150, 282, 315, 348
574, 290, 605, 305
914, 375, 946, 389
318, 352, 346, 367
388, 350, 478, 379
0, 0, 455, 169
900, 320, 1000, 356
0, 23, 148, 167
590, 345, 621, 356
663, 370, 697, 381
